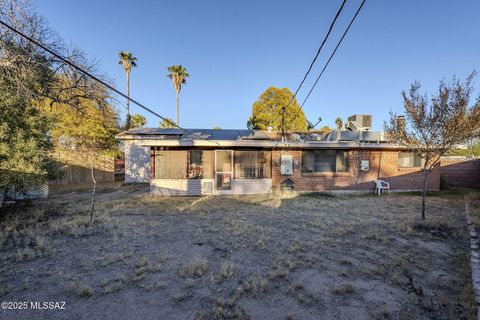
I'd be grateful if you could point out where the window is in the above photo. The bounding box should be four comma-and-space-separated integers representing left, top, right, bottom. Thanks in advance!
235, 150, 271, 179
188, 150, 214, 179
154, 150, 187, 179
398, 152, 424, 168
302, 150, 348, 173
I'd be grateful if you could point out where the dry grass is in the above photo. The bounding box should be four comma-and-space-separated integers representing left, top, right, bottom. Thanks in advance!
0, 187, 476, 319
179, 258, 208, 278
65, 280, 93, 297
132, 255, 161, 282
217, 261, 235, 282
332, 283, 355, 295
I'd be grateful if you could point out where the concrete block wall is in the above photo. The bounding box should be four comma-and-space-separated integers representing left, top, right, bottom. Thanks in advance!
272, 149, 440, 192
124, 140, 150, 183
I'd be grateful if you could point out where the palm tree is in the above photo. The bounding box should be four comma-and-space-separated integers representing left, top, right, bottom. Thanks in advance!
335, 117, 343, 130
167, 65, 189, 126
118, 51, 137, 129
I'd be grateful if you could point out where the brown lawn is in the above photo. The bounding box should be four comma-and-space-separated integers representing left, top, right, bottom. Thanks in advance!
0, 185, 477, 320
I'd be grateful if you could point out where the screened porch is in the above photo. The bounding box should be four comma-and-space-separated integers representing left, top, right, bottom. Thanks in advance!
150, 148, 272, 195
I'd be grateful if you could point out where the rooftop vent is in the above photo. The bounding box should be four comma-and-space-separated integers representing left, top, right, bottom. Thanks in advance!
306, 133, 322, 141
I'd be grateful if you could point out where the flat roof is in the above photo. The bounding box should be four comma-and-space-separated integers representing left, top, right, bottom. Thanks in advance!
116, 128, 407, 150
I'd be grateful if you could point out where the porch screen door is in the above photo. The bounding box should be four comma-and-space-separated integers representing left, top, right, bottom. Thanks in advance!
215, 150, 233, 192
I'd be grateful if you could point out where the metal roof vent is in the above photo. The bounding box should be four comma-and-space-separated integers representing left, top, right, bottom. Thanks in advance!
290, 133, 301, 141
307, 133, 322, 141
267, 126, 273, 133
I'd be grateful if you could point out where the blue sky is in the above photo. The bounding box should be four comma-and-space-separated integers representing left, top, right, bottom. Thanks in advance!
35, 0, 480, 130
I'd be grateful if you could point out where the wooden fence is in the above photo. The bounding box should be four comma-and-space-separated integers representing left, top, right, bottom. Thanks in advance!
48, 151, 115, 185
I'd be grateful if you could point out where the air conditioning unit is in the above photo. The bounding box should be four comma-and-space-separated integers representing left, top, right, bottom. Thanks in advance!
347, 115, 372, 130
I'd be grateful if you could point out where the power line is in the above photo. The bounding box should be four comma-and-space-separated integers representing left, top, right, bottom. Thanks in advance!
286, 0, 367, 132
0, 19, 224, 148
274, 0, 347, 143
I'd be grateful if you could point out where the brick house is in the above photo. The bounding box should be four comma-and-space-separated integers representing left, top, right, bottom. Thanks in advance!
116, 125, 439, 195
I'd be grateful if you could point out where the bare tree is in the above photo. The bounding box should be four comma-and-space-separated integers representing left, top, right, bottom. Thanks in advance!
0, 0, 105, 111
386, 73, 480, 219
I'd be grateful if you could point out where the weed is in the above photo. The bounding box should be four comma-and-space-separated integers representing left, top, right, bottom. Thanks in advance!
218, 261, 235, 281
174, 290, 191, 303
179, 258, 208, 278
65, 281, 93, 297
333, 283, 355, 295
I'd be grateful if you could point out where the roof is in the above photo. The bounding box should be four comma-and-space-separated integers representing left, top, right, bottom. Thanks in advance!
116, 127, 404, 150
117, 128, 274, 141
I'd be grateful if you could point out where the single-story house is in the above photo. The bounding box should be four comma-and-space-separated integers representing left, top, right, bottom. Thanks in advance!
116, 120, 440, 196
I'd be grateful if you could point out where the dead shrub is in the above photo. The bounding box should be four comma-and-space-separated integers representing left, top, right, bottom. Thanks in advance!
179, 258, 208, 278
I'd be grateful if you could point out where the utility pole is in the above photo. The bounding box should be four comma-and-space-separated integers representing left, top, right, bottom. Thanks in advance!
281, 106, 286, 142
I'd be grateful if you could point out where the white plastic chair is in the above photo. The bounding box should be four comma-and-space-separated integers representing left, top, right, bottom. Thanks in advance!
374, 180, 390, 195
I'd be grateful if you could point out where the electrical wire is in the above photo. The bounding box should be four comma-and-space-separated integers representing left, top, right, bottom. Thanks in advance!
0, 19, 225, 148
273, 0, 348, 145
286, 0, 367, 132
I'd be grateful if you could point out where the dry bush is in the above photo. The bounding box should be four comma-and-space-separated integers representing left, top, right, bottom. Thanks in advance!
289, 282, 321, 305
332, 283, 355, 295
179, 258, 208, 278
101, 275, 127, 295
268, 256, 296, 279
174, 290, 191, 303
218, 261, 235, 281
98, 252, 132, 267
237, 273, 268, 297
209, 298, 249, 320
132, 256, 161, 282
64, 280, 93, 297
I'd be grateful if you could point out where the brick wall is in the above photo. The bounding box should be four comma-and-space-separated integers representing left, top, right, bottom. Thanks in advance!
440, 159, 480, 188
272, 149, 440, 192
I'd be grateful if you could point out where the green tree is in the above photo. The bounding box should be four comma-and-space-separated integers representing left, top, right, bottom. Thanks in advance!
0, 76, 53, 204
130, 113, 147, 128
447, 138, 480, 157
160, 118, 176, 128
318, 125, 332, 135
0, 0, 114, 205
118, 51, 137, 129
247, 87, 307, 131
39, 86, 120, 220
167, 65, 189, 126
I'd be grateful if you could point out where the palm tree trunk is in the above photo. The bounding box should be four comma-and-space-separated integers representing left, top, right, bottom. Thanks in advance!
126, 70, 131, 129
176, 90, 180, 126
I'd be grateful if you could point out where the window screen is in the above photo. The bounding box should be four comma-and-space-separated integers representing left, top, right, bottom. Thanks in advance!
398, 152, 424, 168
154, 150, 187, 179
188, 150, 214, 179
302, 150, 348, 173
235, 151, 271, 179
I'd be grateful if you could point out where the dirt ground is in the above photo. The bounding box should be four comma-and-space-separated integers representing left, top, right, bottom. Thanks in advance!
0, 185, 477, 320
